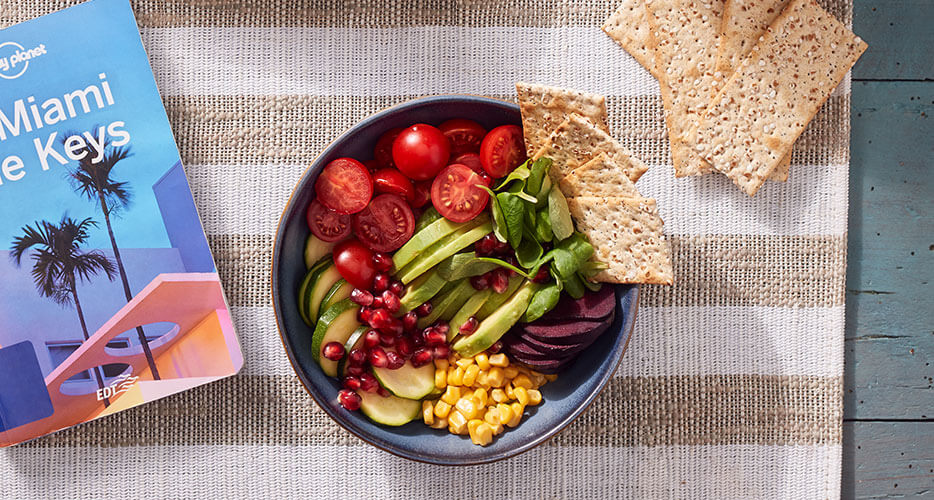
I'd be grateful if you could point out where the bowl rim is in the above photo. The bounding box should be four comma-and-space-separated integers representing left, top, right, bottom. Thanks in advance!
270, 94, 640, 465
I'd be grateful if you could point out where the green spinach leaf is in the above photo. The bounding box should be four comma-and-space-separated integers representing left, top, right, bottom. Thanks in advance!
522, 282, 561, 323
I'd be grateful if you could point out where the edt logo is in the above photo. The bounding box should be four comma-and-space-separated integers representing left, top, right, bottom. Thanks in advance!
0, 41, 47, 80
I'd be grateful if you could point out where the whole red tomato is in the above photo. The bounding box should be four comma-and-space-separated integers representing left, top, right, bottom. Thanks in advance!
392, 124, 451, 181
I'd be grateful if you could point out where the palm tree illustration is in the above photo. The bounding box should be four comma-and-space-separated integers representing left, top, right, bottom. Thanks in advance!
11, 216, 117, 406
65, 135, 161, 380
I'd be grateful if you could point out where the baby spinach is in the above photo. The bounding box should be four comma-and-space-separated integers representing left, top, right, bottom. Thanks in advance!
526, 157, 551, 196
535, 209, 553, 243
516, 228, 543, 268
547, 185, 574, 241
496, 192, 526, 249
480, 186, 509, 243
436, 252, 500, 281
521, 282, 561, 323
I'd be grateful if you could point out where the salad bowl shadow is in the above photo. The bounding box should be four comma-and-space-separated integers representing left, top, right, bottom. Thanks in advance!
271, 94, 639, 465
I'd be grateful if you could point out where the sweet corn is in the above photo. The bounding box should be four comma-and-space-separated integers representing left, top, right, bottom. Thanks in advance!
497, 403, 513, 426
488, 353, 509, 367
504, 383, 515, 400
514, 386, 530, 406
448, 410, 468, 435
487, 367, 505, 388
435, 369, 447, 390
448, 366, 465, 386
483, 407, 500, 425
490, 422, 504, 435
475, 353, 491, 371
490, 388, 507, 403
506, 402, 524, 427
530, 373, 546, 388
476, 370, 490, 388
429, 417, 448, 429
434, 358, 449, 370
441, 385, 461, 406
470, 422, 494, 446
467, 419, 484, 436
455, 397, 481, 420
504, 366, 519, 379
527, 389, 542, 406
463, 364, 480, 387
456, 357, 474, 369
512, 374, 533, 389
545, 373, 558, 382
472, 388, 488, 406
433, 400, 452, 419
422, 400, 435, 425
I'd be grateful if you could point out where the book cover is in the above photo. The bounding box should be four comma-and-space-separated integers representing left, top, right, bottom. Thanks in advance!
0, 0, 243, 446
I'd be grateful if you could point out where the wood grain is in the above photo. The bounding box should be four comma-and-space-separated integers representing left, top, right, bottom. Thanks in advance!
842, 422, 934, 498
852, 0, 934, 80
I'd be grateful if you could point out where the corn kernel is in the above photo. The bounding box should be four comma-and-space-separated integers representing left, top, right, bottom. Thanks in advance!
472, 388, 488, 406
530, 373, 546, 388
527, 389, 542, 406
455, 397, 480, 420
441, 385, 461, 406
433, 400, 452, 419
506, 402, 524, 427
448, 410, 468, 435
456, 357, 474, 369
429, 417, 448, 429
470, 422, 494, 446
490, 422, 504, 435
504, 383, 515, 399
434, 358, 449, 370
422, 400, 435, 425
514, 386, 530, 406
475, 353, 491, 371
545, 374, 558, 382
467, 418, 484, 436
487, 367, 505, 387
497, 403, 513, 426
462, 364, 480, 387
490, 388, 507, 403
484, 407, 501, 425
504, 366, 519, 379
513, 374, 533, 389
448, 366, 465, 386
488, 353, 509, 367
435, 369, 447, 390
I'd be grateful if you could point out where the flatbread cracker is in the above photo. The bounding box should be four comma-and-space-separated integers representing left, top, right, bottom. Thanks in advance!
644, 0, 726, 177
696, 0, 866, 196
532, 113, 649, 183
515, 82, 610, 157
558, 153, 643, 199
567, 196, 674, 285
602, 0, 661, 79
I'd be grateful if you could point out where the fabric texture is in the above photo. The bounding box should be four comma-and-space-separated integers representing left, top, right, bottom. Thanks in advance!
0, 1, 850, 498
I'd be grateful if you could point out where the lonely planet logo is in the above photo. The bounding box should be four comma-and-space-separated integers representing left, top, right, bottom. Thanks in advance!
0, 41, 47, 80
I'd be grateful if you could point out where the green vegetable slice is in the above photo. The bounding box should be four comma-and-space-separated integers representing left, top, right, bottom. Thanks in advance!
415, 206, 443, 233
535, 209, 553, 243
526, 157, 551, 196
548, 185, 574, 241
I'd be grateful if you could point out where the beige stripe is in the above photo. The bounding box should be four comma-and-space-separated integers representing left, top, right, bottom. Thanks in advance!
2, 0, 850, 29
208, 234, 846, 308
23, 374, 841, 448
163, 95, 849, 167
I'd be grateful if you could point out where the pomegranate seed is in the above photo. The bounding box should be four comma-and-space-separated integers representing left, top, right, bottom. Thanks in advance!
434, 322, 450, 337
359, 372, 379, 392
348, 348, 367, 366
382, 290, 401, 313
532, 266, 550, 283
423, 327, 446, 346
342, 375, 362, 391
338, 389, 362, 410
396, 335, 415, 357
350, 288, 374, 306
494, 238, 511, 254
459, 316, 479, 335
377, 387, 391, 398
415, 302, 433, 317
412, 332, 425, 347
490, 269, 509, 294
367, 308, 393, 330
372, 253, 393, 272
382, 318, 404, 337
487, 341, 503, 354
432, 344, 451, 359
368, 346, 389, 368
371, 296, 385, 309
411, 348, 433, 367
386, 351, 405, 370
321, 342, 345, 361
347, 365, 365, 376
470, 274, 490, 290
379, 331, 396, 347
475, 234, 497, 256
358, 307, 373, 323
373, 273, 390, 292
402, 311, 418, 332
364, 329, 381, 349
389, 280, 405, 296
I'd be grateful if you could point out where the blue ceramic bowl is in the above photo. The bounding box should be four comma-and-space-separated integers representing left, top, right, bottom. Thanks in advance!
271, 95, 639, 465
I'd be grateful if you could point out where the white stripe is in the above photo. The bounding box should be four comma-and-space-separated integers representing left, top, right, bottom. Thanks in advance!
142, 27, 658, 97
233, 305, 844, 377
186, 163, 849, 236
0, 444, 841, 499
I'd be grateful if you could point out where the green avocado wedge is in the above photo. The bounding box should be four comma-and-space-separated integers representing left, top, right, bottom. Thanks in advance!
475, 275, 524, 319
399, 268, 447, 313
358, 390, 421, 427
393, 215, 476, 271
397, 216, 492, 284
417, 279, 473, 330
447, 289, 494, 341
453, 281, 540, 358
311, 299, 361, 377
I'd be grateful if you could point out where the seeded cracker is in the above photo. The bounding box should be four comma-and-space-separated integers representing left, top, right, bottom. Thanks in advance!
696, 0, 867, 196
532, 113, 649, 184
558, 153, 643, 199
515, 82, 610, 157
602, 0, 662, 79
567, 196, 674, 285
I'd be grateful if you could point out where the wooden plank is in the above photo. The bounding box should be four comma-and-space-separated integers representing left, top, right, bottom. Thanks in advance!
852, 0, 934, 80
842, 421, 934, 499
844, 81, 933, 419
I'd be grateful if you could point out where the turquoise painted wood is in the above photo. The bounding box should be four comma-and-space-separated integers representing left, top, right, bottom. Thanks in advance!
843, 422, 934, 498
852, 0, 934, 81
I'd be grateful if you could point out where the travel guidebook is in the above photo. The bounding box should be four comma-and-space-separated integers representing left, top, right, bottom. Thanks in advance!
0, 0, 243, 446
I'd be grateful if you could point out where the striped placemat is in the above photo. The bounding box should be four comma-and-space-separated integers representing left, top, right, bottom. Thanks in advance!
1, 1, 849, 498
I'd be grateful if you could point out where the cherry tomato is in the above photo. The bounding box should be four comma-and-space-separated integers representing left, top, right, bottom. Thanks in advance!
363, 159, 381, 173
453, 152, 484, 174
439, 118, 486, 155
430, 164, 490, 223
372, 168, 415, 201
392, 124, 451, 181
410, 180, 432, 208
479, 124, 526, 178
315, 158, 373, 214
306, 199, 352, 242
352, 194, 416, 252
333, 239, 376, 289
373, 127, 402, 168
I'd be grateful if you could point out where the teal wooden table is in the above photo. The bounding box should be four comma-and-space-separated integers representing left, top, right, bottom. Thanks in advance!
844, 0, 933, 497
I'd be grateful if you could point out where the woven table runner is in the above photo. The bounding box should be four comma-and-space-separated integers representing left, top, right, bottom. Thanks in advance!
1, 1, 849, 498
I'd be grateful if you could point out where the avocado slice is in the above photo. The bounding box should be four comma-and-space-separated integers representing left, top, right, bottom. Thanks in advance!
417, 279, 473, 329
393, 215, 481, 270
453, 281, 540, 358
397, 216, 492, 284
476, 275, 524, 319
447, 289, 494, 341
398, 268, 448, 313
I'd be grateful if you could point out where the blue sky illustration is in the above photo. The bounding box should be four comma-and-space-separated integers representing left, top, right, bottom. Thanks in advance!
0, 0, 176, 250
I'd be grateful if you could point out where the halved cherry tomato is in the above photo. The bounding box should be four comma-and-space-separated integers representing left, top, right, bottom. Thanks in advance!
352, 194, 416, 252
453, 152, 484, 174
479, 124, 526, 178
430, 164, 490, 223
392, 124, 451, 181
306, 199, 351, 242
373, 127, 402, 168
372, 168, 415, 201
410, 180, 432, 208
439, 118, 486, 155
333, 239, 376, 289
315, 158, 373, 214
